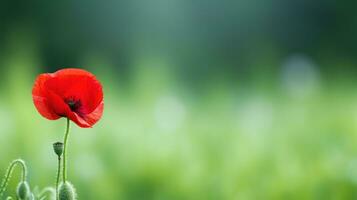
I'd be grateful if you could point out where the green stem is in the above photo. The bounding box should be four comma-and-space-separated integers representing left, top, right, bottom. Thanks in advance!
62, 118, 70, 183
0, 159, 27, 197
55, 156, 61, 200
38, 187, 56, 199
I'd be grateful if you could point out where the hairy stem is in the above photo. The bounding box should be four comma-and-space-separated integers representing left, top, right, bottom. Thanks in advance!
56, 156, 61, 200
62, 118, 70, 183
0, 159, 27, 197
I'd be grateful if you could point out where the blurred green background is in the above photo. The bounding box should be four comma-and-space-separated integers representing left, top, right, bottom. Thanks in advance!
1, 0, 357, 199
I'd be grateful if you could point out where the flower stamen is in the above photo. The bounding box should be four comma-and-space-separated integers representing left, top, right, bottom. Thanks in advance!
65, 97, 82, 112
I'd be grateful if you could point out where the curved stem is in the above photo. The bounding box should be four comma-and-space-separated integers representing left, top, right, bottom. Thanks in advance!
55, 156, 61, 200
39, 187, 56, 199
62, 118, 70, 183
0, 159, 27, 197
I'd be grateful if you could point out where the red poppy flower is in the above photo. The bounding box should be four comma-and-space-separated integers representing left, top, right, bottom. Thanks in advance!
32, 68, 104, 128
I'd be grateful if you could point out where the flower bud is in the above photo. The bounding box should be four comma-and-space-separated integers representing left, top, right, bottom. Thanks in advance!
53, 142, 64, 157
59, 182, 77, 200
16, 181, 30, 200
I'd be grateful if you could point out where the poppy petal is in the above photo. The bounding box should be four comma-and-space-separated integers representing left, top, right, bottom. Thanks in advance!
81, 101, 104, 126
67, 111, 92, 128
32, 73, 61, 120
46, 90, 72, 117
54, 68, 96, 77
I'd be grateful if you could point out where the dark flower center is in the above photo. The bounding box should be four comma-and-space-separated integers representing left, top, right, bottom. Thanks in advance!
65, 97, 82, 112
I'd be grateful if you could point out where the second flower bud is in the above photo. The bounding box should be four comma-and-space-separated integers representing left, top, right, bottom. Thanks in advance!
53, 142, 64, 157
